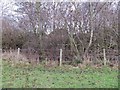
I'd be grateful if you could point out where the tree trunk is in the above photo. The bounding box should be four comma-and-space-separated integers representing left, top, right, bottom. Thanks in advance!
83, 2, 93, 61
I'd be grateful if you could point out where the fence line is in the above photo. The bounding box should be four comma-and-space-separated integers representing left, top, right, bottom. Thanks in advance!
2, 48, 118, 65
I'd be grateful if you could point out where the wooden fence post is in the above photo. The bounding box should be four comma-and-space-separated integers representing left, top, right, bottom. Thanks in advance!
17, 48, 20, 60
45, 58, 48, 65
17, 48, 20, 56
10, 47, 12, 54
60, 49, 62, 66
103, 48, 107, 66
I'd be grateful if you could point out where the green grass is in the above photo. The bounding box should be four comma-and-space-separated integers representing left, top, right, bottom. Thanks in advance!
2, 60, 118, 88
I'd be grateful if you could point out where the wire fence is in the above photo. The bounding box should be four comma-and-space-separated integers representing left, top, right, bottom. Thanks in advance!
2, 47, 118, 66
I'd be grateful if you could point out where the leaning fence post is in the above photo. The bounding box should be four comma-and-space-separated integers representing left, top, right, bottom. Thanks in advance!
60, 49, 62, 66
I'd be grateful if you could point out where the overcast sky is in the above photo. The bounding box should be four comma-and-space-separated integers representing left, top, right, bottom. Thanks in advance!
1, 0, 118, 18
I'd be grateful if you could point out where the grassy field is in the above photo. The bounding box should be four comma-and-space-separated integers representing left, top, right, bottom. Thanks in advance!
2, 60, 118, 88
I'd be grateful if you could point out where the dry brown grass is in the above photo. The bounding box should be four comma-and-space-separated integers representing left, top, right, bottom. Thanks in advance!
2, 51, 30, 64
44, 60, 59, 67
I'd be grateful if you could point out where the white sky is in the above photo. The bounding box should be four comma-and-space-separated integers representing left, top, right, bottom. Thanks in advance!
1, 0, 118, 17
1, 0, 119, 3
